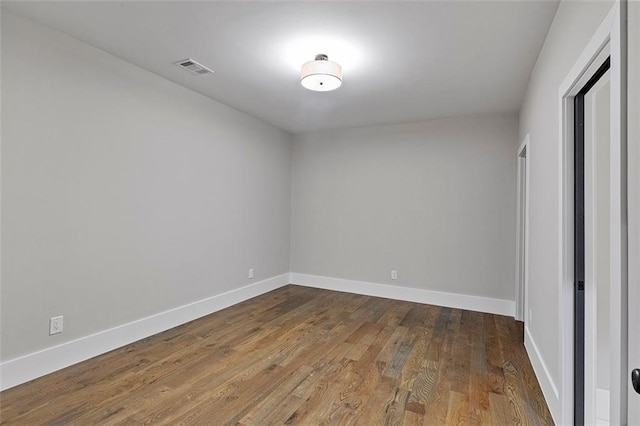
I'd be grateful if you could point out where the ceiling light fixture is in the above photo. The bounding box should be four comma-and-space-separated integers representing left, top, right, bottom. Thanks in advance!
300, 54, 342, 92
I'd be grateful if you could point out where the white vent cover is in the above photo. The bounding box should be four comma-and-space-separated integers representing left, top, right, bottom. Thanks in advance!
175, 58, 214, 75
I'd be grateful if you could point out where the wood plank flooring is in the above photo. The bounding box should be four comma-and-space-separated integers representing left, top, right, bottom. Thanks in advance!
0, 285, 554, 425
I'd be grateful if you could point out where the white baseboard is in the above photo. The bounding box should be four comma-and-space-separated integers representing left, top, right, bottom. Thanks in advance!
0, 273, 290, 391
524, 325, 560, 424
0, 273, 520, 392
290, 273, 515, 317
596, 388, 610, 423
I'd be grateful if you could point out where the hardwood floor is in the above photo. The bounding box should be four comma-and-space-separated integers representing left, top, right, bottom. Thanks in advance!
0, 285, 553, 425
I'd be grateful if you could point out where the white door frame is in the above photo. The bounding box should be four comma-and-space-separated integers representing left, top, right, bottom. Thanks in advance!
627, 0, 639, 421
559, 2, 627, 424
515, 135, 530, 323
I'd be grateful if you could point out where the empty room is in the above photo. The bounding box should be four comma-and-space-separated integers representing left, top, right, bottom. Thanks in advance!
1, 1, 638, 424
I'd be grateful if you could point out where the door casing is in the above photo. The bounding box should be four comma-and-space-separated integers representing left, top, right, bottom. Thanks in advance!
627, 0, 640, 421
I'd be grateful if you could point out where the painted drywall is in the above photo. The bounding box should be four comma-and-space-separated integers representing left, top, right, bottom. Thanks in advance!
291, 115, 518, 302
1, 11, 292, 362
518, 0, 613, 418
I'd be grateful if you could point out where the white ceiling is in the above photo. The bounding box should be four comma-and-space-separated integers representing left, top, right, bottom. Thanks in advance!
3, 1, 559, 134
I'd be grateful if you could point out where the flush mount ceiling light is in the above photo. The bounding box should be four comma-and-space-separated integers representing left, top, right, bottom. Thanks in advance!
300, 54, 342, 92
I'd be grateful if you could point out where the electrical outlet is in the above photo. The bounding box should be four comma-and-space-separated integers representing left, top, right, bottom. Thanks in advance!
391, 270, 398, 280
248, 268, 254, 279
50, 316, 63, 335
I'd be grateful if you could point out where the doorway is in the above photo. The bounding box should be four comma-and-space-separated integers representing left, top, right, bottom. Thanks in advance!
516, 136, 529, 323
574, 57, 611, 425
559, 4, 627, 424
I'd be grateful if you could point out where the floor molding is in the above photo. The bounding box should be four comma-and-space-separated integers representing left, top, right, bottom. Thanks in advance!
0, 272, 520, 391
290, 273, 515, 316
0, 273, 290, 391
524, 325, 560, 424
0, 284, 553, 423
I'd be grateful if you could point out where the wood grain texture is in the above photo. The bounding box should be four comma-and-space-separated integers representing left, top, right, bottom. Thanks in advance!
0, 285, 554, 425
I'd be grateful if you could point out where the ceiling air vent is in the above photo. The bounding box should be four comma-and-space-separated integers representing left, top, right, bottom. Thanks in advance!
175, 58, 214, 76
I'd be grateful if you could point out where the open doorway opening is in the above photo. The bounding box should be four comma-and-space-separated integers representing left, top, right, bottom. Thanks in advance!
574, 57, 610, 425
516, 136, 529, 323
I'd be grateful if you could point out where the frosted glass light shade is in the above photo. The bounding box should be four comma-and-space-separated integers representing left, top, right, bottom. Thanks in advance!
300, 55, 342, 92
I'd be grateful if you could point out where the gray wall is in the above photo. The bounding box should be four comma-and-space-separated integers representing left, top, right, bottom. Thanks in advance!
518, 0, 612, 410
1, 12, 292, 361
291, 115, 518, 301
